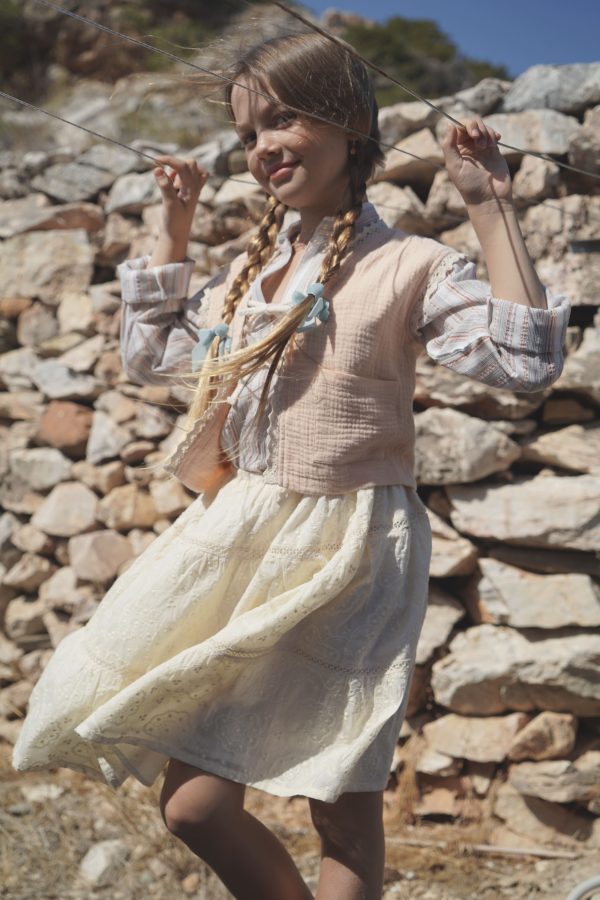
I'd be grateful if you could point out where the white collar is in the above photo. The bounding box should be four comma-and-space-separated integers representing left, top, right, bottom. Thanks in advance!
276, 201, 382, 252
239, 202, 383, 316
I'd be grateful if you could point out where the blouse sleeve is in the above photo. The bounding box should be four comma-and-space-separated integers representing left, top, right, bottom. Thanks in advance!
117, 254, 219, 386
414, 253, 572, 392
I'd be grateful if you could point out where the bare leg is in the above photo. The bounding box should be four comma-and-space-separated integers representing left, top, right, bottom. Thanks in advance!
309, 790, 385, 900
160, 759, 313, 900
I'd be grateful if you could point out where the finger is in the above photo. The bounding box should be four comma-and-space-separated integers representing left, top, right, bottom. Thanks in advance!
484, 124, 498, 145
153, 154, 189, 171
460, 118, 487, 147
441, 123, 463, 164
178, 160, 207, 189
460, 118, 480, 140
153, 166, 177, 196
155, 155, 207, 179
473, 117, 489, 147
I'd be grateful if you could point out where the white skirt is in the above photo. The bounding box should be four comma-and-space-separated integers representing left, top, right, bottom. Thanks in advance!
12, 469, 432, 802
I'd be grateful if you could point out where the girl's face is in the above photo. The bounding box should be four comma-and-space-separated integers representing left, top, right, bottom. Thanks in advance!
230, 80, 353, 220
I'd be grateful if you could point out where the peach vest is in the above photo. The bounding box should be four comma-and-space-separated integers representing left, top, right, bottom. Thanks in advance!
162, 223, 451, 496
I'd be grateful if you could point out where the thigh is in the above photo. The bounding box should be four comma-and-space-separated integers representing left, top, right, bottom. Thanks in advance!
160, 758, 246, 829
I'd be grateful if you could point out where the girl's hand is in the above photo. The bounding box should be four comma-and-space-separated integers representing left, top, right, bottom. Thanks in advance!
441, 118, 512, 208
153, 154, 209, 244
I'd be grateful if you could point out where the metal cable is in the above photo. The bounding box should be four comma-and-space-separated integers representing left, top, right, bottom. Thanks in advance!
3, 0, 598, 230
272, 0, 600, 181
28, 0, 443, 172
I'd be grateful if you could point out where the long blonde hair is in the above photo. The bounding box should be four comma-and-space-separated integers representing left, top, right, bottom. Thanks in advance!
162, 31, 384, 464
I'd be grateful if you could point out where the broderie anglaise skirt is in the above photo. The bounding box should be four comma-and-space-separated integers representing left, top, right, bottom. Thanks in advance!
12, 469, 431, 802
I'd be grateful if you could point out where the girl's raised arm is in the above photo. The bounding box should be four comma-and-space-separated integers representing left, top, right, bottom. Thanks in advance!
441, 119, 547, 310
150, 155, 209, 265
117, 155, 235, 386
413, 121, 571, 392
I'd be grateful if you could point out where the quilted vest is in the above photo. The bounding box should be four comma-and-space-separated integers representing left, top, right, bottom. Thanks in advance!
162, 218, 452, 496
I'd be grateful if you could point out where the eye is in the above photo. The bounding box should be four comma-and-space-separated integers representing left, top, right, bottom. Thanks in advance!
240, 131, 256, 148
274, 111, 295, 127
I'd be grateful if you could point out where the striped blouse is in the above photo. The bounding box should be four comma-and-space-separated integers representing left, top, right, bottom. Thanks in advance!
118, 210, 571, 475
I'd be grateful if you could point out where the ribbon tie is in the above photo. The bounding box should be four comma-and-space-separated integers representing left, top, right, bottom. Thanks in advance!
291, 283, 330, 333
191, 322, 231, 372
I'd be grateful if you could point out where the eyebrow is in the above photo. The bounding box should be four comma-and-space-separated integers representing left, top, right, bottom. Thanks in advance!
233, 101, 289, 135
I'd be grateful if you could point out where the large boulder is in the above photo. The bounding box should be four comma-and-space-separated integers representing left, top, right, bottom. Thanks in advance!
569, 105, 600, 176
415, 408, 520, 484
447, 474, 600, 552
499, 63, 600, 115
555, 327, 600, 404
423, 712, 528, 763
464, 557, 600, 628
431, 625, 600, 717
522, 423, 600, 475
483, 110, 581, 161
0, 230, 94, 303
427, 509, 478, 578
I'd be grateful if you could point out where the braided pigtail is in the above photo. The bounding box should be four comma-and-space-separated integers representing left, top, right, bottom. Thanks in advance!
317, 91, 384, 287
252, 145, 375, 427
222, 194, 287, 325
180, 194, 286, 429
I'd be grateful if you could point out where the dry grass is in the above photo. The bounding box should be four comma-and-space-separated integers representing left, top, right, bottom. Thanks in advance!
0, 747, 232, 899
1, 743, 597, 900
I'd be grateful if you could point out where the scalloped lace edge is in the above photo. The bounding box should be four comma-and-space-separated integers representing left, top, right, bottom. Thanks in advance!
410, 251, 468, 336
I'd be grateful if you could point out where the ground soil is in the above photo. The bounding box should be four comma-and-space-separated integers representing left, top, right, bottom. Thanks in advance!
1, 744, 598, 900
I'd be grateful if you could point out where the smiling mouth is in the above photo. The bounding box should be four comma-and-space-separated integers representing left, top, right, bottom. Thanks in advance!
268, 162, 299, 181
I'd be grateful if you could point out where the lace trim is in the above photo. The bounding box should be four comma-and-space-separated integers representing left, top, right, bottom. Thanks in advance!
162, 383, 231, 474
346, 217, 388, 253
410, 251, 468, 337
262, 340, 293, 484
217, 641, 413, 676
177, 517, 410, 557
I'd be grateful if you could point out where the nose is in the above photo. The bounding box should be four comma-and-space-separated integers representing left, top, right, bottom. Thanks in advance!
255, 127, 280, 158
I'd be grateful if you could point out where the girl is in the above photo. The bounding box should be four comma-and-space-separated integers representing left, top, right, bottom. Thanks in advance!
13, 30, 570, 900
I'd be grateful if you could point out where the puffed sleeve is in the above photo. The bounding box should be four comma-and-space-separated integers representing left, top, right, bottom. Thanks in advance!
117, 254, 228, 386
413, 252, 572, 392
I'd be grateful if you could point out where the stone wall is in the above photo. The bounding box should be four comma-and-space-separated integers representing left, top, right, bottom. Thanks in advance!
1, 61, 599, 850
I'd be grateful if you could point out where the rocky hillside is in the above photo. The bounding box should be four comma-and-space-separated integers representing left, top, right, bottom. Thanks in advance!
1, 37, 600, 898
0, 0, 510, 155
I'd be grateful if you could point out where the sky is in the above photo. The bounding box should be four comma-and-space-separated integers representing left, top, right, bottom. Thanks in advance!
303, 0, 600, 77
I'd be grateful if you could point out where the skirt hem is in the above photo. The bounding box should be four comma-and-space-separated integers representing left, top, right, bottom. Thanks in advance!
73, 728, 388, 802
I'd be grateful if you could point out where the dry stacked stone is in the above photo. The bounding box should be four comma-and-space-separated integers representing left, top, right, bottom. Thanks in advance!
1, 61, 599, 851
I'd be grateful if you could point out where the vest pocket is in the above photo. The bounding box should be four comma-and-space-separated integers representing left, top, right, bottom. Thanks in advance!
308, 370, 403, 468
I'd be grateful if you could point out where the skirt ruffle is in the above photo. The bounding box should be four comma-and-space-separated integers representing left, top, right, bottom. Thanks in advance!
12, 469, 431, 802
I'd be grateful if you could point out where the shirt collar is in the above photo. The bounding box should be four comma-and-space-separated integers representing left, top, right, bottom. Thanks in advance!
276, 201, 381, 252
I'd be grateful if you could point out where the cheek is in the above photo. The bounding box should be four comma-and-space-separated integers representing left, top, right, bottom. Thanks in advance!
247, 153, 266, 183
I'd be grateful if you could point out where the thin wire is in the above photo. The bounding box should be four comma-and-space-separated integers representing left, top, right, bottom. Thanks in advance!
29, 0, 600, 182
0, 89, 160, 165
7, 1, 598, 229
0, 87, 423, 207
4, 85, 591, 236
272, 0, 600, 182
29, 0, 444, 172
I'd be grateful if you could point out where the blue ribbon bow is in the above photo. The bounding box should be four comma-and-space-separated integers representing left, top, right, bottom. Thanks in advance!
191, 322, 231, 372
291, 283, 330, 333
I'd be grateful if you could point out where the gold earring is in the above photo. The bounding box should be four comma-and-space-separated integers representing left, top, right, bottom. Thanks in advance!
350, 141, 357, 156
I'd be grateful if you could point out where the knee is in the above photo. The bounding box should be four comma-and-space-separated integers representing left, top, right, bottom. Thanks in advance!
160, 790, 231, 843
160, 793, 199, 841
159, 770, 243, 844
